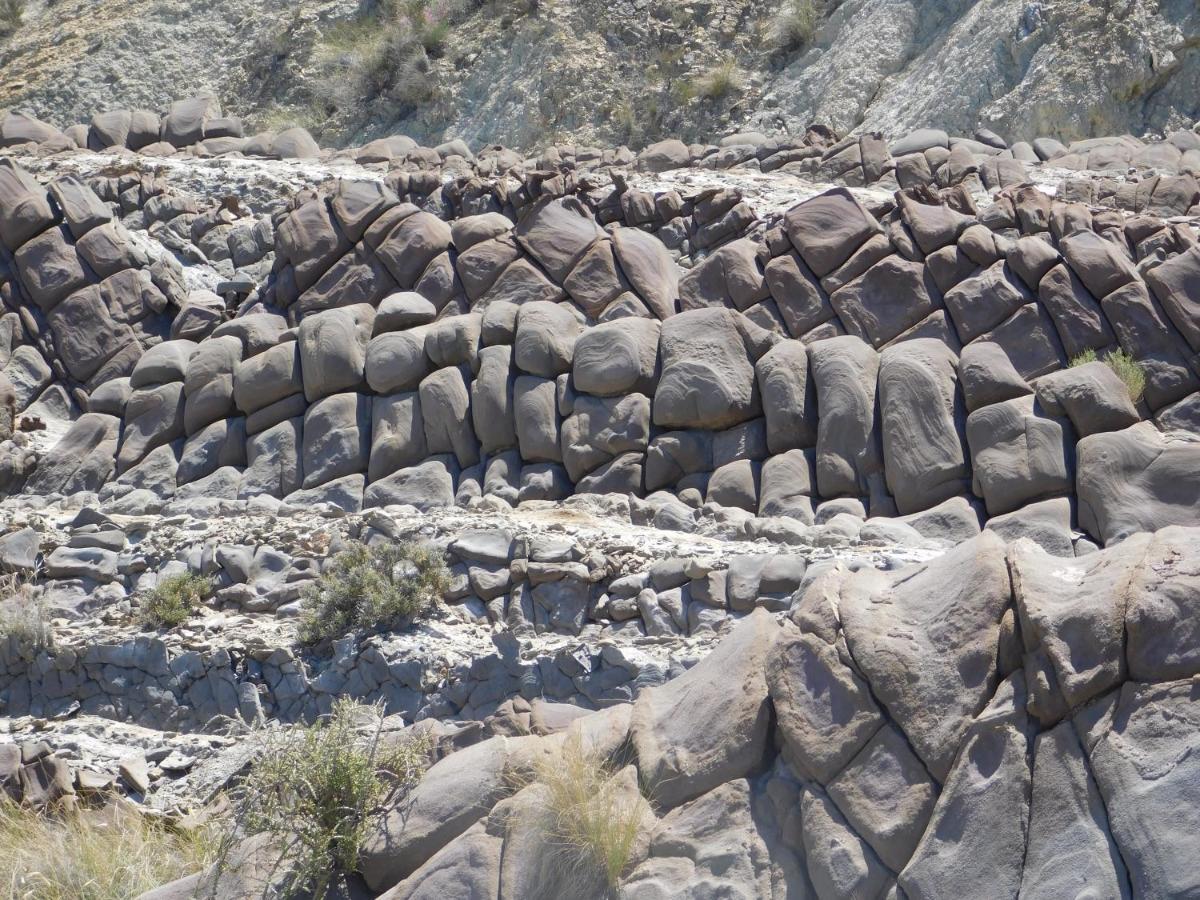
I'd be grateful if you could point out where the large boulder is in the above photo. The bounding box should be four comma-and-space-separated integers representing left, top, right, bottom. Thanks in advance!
571, 318, 660, 397
1019, 721, 1129, 900
1088, 679, 1200, 899
630, 609, 777, 808
298, 305, 373, 402
513, 302, 581, 378
899, 678, 1031, 898
808, 336, 882, 500
513, 196, 604, 283
1076, 422, 1200, 544
830, 255, 940, 347
653, 308, 760, 431
418, 366, 478, 468
754, 340, 817, 454
766, 622, 883, 784
839, 531, 1012, 781
610, 226, 678, 319
360, 735, 542, 890
784, 188, 882, 278
1034, 361, 1139, 437
966, 395, 1074, 517
302, 392, 371, 488
878, 339, 968, 514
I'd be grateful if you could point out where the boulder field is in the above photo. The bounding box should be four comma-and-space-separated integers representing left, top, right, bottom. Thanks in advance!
142, 527, 1200, 899
0, 98, 1199, 898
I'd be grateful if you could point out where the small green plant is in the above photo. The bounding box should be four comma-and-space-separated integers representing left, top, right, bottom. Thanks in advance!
0, 797, 217, 900
694, 58, 743, 101
0, 0, 25, 39
1070, 347, 1147, 404
224, 699, 428, 898
138, 572, 211, 629
521, 736, 645, 894
772, 0, 820, 53
298, 542, 448, 645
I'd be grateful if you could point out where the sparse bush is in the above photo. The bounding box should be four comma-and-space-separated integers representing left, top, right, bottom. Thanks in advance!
694, 58, 743, 101
0, 0, 25, 39
0, 578, 53, 656
520, 737, 645, 894
311, 0, 461, 118
772, 0, 820, 53
0, 798, 217, 900
298, 542, 448, 645
225, 699, 428, 898
138, 572, 211, 629
1070, 347, 1147, 404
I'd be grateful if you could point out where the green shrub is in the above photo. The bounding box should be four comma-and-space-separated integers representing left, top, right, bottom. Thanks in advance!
0, 798, 217, 900
1070, 347, 1147, 404
772, 0, 820, 52
522, 737, 645, 893
226, 699, 428, 898
298, 542, 448, 645
694, 58, 743, 101
138, 573, 211, 629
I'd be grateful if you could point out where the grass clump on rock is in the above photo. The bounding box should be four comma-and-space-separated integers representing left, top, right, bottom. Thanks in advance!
298, 541, 448, 645
522, 737, 646, 895
773, 0, 820, 52
138, 572, 211, 629
695, 58, 744, 101
227, 699, 428, 898
0, 580, 53, 655
1070, 347, 1147, 404
0, 798, 217, 900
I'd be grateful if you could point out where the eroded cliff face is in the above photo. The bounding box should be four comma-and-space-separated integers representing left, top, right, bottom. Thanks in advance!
1, 0, 1197, 149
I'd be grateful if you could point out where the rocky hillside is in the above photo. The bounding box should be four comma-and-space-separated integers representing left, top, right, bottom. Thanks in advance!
1, 0, 1198, 150
1, 94, 1200, 896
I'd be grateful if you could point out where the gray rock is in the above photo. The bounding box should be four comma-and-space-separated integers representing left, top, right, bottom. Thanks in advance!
826, 723, 938, 872
809, 336, 882, 499
966, 395, 1074, 517
767, 622, 883, 784
899, 678, 1031, 899
631, 610, 776, 808
986, 497, 1074, 557
878, 339, 968, 514
840, 532, 1011, 781
654, 308, 760, 431
419, 366, 478, 468
298, 305, 372, 403
802, 786, 892, 900
364, 456, 458, 510
755, 340, 817, 453
1019, 721, 1129, 900
302, 392, 371, 488
513, 302, 581, 378
956, 342, 1032, 413
1035, 361, 1140, 437
571, 318, 660, 397
1076, 422, 1200, 544
1086, 679, 1200, 899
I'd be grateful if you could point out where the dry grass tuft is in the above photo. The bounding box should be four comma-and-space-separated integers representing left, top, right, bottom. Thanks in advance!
0, 800, 217, 900
523, 736, 645, 893
1070, 347, 1147, 404
772, 0, 820, 53
694, 58, 744, 101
